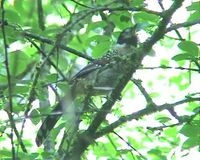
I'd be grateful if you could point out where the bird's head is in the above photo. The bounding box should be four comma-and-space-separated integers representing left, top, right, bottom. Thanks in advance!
117, 25, 138, 47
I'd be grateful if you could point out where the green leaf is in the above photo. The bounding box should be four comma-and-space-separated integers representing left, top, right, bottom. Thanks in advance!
148, 148, 167, 160
13, 85, 29, 95
54, 54, 69, 71
187, 2, 200, 12
120, 15, 130, 23
13, 103, 26, 113
9, 50, 33, 77
134, 12, 160, 24
193, 106, 200, 114
5, 9, 21, 23
182, 137, 200, 149
169, 75, 182, 85
0, 75, 7, 85
30, 109, 41, 125
108, 12, 133, 29
178, 41, 199, 56
93, 141, 117, 158
44, 74, 59, 83
41, 25, 62, 38
160, 59, 169, 66
0, 27, 21, 43
41, 151, 54, 159
0, 149, 12, 157
156, 116, 171, 123
87, 21, 107, 32
180, 121, 200, 137
52, 123, 66, 139
14, 0, 25, 11
149, 92, 159, 98
148, 148, 162, 155
164, 127, 178, 137
172, 53, 194, 61
132, 0, 144, 7
188, 11, 200, 21
86, 35, 111, 57
117, 149, 130, 154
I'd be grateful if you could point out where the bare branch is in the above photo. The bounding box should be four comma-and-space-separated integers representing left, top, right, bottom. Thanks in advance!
141, 65, 200, 72
95, 97, 200, 138
1, 0, 27, 155
166, 18, 200, 33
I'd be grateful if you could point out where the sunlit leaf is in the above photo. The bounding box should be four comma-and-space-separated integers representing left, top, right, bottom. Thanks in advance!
178, 41, 199, 57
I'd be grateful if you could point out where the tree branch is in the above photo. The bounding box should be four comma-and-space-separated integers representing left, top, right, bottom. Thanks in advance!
166, 18, 200, 33
142, 0, 184, 53
95, 97, 200, 138
26, 38, 68, 80
65, 1, 185, 158
1, 0, 27, 156
141, 65, 200, 72
22, 30, 94, 61
132, 79, 156, 107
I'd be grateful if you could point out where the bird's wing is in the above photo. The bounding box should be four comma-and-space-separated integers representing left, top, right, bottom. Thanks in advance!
72, 52, 112, 79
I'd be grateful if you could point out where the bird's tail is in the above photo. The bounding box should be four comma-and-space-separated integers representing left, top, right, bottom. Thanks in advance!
35, 92, 77, 147
35, 102, 63, 146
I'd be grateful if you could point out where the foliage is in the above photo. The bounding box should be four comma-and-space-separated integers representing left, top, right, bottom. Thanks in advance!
0, 0, 199, 159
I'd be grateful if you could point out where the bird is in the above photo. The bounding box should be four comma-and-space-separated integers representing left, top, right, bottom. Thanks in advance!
35, 25, 138, 146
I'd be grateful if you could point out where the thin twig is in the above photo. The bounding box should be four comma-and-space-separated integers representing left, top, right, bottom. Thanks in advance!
95, 97, 200, 138
26, 38, 68, 80
147, 111, 199, 131
141, 65, 199, 72
132, 79, 156, 107
22, 30, 94, 61
158, 0, 184, 40
37, 0, 45, 30
166, 18, 200, 33
71, 0, 94, 9
113, 131, 147, 160
1, 0, 17, 157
